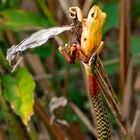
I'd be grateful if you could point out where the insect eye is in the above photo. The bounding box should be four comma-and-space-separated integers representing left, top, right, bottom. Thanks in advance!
91, 12, 95, 17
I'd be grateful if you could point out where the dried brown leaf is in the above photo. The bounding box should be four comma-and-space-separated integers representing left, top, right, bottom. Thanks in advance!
6, 25, 72, 65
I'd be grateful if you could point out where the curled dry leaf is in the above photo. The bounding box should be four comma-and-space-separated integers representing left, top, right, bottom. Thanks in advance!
6, 25, 73, 65
49, 96, 68, 112
49, 96, 68, 126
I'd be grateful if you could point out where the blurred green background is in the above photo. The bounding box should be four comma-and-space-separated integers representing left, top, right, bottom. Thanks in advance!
0, 0, 140, 140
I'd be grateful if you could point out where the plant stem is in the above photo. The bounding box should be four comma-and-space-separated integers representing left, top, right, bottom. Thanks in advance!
34, 99, 65, 140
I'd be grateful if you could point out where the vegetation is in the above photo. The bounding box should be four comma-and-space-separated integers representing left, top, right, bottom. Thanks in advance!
0, 0, 140, 140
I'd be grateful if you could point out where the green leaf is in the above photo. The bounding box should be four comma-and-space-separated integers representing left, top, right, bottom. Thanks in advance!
0, 48, 9, 70
131, 35, 140, 54
130, 35, 140, 64
64, 107, 88, 132
7, 0, 21, 8
33, 43, 52, 58
132, 0, 140, 18
0, 9, 49, 31
3, 68, 35, 125
103, 2, 119, 34
104, 63, 119, 75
